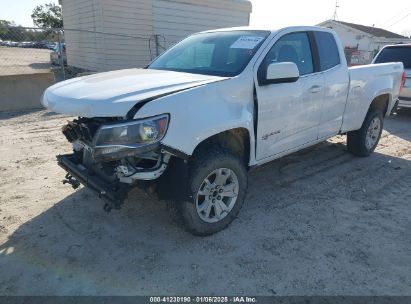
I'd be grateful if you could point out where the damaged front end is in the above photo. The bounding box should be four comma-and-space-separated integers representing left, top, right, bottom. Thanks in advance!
57, 115, 172, 211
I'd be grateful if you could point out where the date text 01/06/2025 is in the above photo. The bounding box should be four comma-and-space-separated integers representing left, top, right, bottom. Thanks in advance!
149, 296, 257, 303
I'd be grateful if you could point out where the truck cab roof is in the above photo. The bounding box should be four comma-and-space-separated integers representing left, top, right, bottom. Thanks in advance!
201, 25, 334, 34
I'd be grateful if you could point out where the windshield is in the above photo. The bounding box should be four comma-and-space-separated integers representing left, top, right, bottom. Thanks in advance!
375, 46, 411, 69
148, 30, 270, 77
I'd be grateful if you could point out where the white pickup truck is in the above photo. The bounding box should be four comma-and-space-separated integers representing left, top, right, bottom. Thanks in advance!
42, 26, 404, 235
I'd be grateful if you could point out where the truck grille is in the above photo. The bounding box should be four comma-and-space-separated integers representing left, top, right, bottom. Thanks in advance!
62, 117, 119, 144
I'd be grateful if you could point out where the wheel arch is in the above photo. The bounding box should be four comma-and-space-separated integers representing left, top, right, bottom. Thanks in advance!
191, 128, 251, 167
341, 91, 393, 133
369, 93, 391, 116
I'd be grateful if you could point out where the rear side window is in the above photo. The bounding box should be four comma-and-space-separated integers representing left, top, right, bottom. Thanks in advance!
374, 47, 411, 69
314, 32, 340, 71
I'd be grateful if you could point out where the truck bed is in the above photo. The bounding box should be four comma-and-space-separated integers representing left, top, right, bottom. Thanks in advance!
341, 62, 404, 133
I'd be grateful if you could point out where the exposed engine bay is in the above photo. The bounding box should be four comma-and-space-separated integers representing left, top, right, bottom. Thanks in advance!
57, 117, 175, 211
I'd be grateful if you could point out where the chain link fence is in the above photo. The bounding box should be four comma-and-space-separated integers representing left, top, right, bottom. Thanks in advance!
0, 26, 178, 82
0, 27, 64, 77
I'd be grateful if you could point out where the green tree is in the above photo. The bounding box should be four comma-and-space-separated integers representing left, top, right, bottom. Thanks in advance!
0, 19, 54, 42
0, 20, 16, 40
31, 3, 63, 28
0, 20, 14, 27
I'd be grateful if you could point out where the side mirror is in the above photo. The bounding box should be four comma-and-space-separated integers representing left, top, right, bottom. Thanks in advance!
261, 62, 300, 85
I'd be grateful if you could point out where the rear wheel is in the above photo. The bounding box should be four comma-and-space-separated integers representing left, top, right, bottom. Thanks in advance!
178, 149, 248, 236
347, 108, 384, 157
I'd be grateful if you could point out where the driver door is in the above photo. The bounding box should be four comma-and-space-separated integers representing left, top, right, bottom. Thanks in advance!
255, 31, 324, 161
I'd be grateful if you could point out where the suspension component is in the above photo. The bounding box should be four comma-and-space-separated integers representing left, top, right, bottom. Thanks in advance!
63, 173, 81, 189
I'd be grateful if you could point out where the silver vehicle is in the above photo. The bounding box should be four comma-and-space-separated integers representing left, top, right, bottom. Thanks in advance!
373, 44, 410, 108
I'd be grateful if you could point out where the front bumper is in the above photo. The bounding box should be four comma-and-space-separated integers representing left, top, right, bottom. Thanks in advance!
57, 154, 129, 211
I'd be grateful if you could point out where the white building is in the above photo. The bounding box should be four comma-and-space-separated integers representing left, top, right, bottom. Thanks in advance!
59, 0, 252, 72
319, 20, 411, 65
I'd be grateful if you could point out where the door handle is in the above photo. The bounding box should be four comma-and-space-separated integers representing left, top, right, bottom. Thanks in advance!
309, 85, 322, 93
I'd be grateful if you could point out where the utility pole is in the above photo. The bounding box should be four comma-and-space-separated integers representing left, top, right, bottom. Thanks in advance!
332, 0, 340, 20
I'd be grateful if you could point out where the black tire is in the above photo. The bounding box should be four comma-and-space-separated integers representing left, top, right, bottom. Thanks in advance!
177, 148, 248, 236
347, 108, 384, 157
391, 104, 399, 115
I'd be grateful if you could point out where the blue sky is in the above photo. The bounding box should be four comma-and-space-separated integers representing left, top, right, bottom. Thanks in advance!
0, 0, 410, 36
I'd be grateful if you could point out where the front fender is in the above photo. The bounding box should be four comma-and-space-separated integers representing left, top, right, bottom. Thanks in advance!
133, 77, 256, 162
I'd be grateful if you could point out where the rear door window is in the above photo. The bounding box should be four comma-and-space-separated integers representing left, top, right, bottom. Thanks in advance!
313, 31, 340, 71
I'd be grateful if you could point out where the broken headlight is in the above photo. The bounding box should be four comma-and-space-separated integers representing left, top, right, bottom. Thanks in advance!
93, 114, 169, 159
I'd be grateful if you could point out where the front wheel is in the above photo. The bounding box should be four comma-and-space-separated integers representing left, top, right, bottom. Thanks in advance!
347, 108, 384, 157
178, 149, 248, 236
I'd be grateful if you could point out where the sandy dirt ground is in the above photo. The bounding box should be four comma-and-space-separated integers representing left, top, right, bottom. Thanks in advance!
0, 109, 410, 295
0, 47, 51, 76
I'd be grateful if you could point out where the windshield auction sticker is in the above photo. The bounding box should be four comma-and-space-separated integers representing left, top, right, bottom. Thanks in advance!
230, 36, 264, 49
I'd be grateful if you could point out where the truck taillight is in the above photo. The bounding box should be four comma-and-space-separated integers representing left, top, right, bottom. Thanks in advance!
400, 71, 406, 92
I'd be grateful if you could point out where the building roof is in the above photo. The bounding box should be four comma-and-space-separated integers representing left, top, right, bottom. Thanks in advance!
330, 20, 407, 39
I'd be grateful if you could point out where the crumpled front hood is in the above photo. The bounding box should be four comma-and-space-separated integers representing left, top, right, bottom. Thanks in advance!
42, 69, 227, 117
